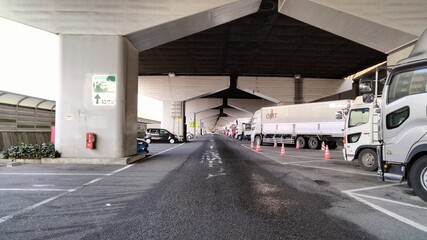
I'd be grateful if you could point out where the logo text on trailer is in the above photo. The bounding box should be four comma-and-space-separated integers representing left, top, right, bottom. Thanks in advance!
266, 109, 277, 119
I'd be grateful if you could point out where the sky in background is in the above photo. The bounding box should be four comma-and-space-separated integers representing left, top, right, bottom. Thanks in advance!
0, 17, 162, 121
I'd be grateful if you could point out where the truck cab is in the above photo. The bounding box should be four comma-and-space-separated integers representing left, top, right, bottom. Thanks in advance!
343, 96, 381, 171
378, 29, 427, 201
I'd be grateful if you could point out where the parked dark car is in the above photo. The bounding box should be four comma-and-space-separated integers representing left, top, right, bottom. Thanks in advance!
145, 128, 179, 144
137, 138, 149, 153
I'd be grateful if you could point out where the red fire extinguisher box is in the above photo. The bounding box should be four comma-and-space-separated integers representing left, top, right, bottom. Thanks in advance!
86, 133, 96, 149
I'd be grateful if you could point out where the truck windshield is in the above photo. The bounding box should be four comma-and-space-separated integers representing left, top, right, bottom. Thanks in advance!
388, 68, 427, 104
348, 108, 370, 127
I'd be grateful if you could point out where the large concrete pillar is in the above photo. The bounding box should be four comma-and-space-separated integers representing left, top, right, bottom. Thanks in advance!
162, 101, 183, 137
56, 35, 138, 160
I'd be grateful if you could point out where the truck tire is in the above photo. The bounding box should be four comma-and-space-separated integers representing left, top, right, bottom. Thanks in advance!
296, 136, 307, 149
145, 138, 151, 144
359, 149, 378, 171
308, 137, 320, 149
169, 138, 175, 144
409, 156, 427, 202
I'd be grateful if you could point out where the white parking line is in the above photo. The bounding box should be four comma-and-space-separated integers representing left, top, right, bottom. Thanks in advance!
282, 160, 329, 165
0, 173, 108, 176
0, 143, 186, 225
346, 192, 427, 233
0, 188, 68, 192
241, 144, 376, 177
351, 193, 427, 210
287, 163, 377, 176
145, 143, 185, 160
342, 183, 404, 193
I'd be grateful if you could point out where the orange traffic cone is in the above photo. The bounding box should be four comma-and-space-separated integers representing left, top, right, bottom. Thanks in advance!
324, 145, 331, 160
280, 143, 286, 156
256, 142, 261, 152
250, 141, 254, 149
273, 140, 277, 148
296, 140, 300, 151
321, 141, 326, 152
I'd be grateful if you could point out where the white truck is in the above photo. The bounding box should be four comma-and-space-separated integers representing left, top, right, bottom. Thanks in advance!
235, 118, 251, 140
340, 96, 382, 171
377, 29, 427, 201
251, 100, 351, 149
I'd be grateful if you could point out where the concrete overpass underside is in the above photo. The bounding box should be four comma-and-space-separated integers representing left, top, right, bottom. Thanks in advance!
1, 0, 426, 160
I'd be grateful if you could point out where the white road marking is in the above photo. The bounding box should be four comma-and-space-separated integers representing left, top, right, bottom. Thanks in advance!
33, 184, 56, 187
286, 164, 377, 176
0, 143, 187, 224
0, 173, 108, 176
240, 144, 340, 160
241, 143, 427, 233
346, 193, 427, 233
351, 193, 427, 210
206, 173, 226, 179
241, 144, 376, 176
282, 160, 330, 165
106, 164, 134, 176
342, 183, 404, 194
0, 188, 67, 192
145, 143, 185, 160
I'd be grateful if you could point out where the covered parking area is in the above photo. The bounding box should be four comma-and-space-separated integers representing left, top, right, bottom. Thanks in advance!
0, 0, 425, 161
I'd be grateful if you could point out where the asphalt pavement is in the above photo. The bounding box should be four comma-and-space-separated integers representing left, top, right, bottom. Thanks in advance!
0, 135, 424, 239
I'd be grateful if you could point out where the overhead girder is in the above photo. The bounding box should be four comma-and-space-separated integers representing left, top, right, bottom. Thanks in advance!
0, 0, 261, 52
196, 110, 221, 120
139, 76, 229, 102
279, 0, 420, 53
185, 98, 223, 115
228, 99, 275, 114
237, 76, 353, 103
223, 109, 253, 119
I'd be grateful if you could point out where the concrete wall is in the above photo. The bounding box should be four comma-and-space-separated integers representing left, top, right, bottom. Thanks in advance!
56, 35, 138, 158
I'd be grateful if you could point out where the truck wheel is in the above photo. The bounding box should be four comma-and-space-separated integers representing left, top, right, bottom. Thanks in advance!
145, 138, 151, 144
308, 137, 320, 149
296, 136, 306, 149
359, 149, 378, 171
255, 135, 262, 146
409, 156, 427, 202
169, 138, 175, 144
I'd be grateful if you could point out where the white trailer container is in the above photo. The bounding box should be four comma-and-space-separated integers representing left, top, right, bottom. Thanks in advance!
251, 100, 351, 149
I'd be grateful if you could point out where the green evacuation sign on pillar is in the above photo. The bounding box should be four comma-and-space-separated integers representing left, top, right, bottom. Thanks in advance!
92, 75, 116, 106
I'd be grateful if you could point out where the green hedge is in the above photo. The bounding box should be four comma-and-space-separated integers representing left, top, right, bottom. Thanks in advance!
1, 143, 60, 159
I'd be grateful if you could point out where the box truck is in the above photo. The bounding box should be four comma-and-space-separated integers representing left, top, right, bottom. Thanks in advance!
250, 100, 351, 149
339, 96, 381, 171
377, 29, 427, 201
235, 118, 252, 140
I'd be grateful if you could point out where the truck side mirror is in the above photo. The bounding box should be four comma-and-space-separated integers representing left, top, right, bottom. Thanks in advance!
359, 82, 372, 94
335, 111, 343, 119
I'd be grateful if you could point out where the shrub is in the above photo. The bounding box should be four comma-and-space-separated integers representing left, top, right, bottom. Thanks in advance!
1, 143, 60, 159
